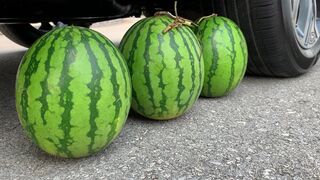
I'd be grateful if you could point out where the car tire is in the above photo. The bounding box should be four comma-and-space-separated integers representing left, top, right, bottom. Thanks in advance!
0, 22, 91, 48
221, 0, 320, 77
0, 24, 45, 48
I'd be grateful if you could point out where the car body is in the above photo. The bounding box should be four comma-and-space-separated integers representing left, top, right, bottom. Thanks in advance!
0, 0, 319, 77
0, 0, 163, 23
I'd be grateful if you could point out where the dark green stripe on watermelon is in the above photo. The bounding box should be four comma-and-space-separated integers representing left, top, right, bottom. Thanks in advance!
80, 31, 103, 155
206, 21, 220, 97
221, 18, 237, 94
182, 27, 205, 98
156, 34, 168, 116
85, 30, 124, 144
162, 22, 193, 110
120, 19, 151, 116
177, 28, 201, 111
233, 26, 248, 84
143, 21, 158, 116
36, 29, 64, 125
162, 18, 204, 114
19, 29, 61, 145
57, 29, 77, 158
168, 30, 185, 113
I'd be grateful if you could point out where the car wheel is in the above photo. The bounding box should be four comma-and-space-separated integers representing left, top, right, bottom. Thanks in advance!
222, 0, 320, 77
0, 22, 90, 48
0, 23, 54, 48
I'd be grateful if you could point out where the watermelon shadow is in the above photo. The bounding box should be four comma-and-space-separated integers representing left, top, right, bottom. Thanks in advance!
0, 50, 26, 124
127, 109, 187, 125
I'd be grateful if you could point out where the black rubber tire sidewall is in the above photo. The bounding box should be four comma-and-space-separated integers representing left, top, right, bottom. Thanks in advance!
281, 0, 320, 70
222, 0, 320, 77
0, 24, 45, 48
0, 23, 91, 48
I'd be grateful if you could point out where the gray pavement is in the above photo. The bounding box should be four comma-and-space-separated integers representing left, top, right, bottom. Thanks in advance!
1, 21, 320, 179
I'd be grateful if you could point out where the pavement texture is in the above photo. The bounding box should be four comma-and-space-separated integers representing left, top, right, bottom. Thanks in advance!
1, 19, 320, 179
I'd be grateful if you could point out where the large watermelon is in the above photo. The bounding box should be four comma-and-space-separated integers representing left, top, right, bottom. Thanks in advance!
119, 15, 204, 120
15, 26, 131, 158
196, 16, 248, 97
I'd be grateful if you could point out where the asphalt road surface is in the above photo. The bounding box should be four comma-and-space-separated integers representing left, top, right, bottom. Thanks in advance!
1, 19, 320, 179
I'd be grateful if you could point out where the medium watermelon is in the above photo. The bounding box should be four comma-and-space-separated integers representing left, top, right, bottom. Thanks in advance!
196, 16, 248, 97
15, 26, 131, 158
119, 15, 204, 120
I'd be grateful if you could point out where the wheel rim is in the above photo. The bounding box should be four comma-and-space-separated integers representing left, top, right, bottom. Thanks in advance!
291, 0, 319, 49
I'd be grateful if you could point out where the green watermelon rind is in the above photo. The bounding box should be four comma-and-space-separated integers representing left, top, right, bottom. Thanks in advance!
120, 16, 204, 120
196, 16, 248, 97
15, 26, 132, 158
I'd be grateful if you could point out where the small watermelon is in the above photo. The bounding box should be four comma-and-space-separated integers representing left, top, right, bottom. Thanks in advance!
196, 16, 248, 97
15, 26, 131, 158
119, 15, 204, 120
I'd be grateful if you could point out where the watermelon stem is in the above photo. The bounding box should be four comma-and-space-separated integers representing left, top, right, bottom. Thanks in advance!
196, 13, 218, 24
154, 11, 176, 19
56, 22, 67, 28
174, 1, 178, 17
154, 11, 197, 34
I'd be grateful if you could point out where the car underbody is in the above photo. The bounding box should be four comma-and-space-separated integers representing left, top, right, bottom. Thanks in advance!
0, 0, 216, 23
0, 0, 319, 77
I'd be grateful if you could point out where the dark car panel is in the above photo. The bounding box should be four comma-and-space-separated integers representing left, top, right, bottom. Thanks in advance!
0, 0, 136, 23
0, 0, 217, 23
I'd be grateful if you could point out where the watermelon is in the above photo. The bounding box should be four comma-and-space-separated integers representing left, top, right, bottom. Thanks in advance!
196, 16, 248, 97
119, 15, 204, 120
15, 26, 131, 158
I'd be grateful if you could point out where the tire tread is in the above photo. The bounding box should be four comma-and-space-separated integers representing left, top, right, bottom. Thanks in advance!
224, 0, 316, 77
